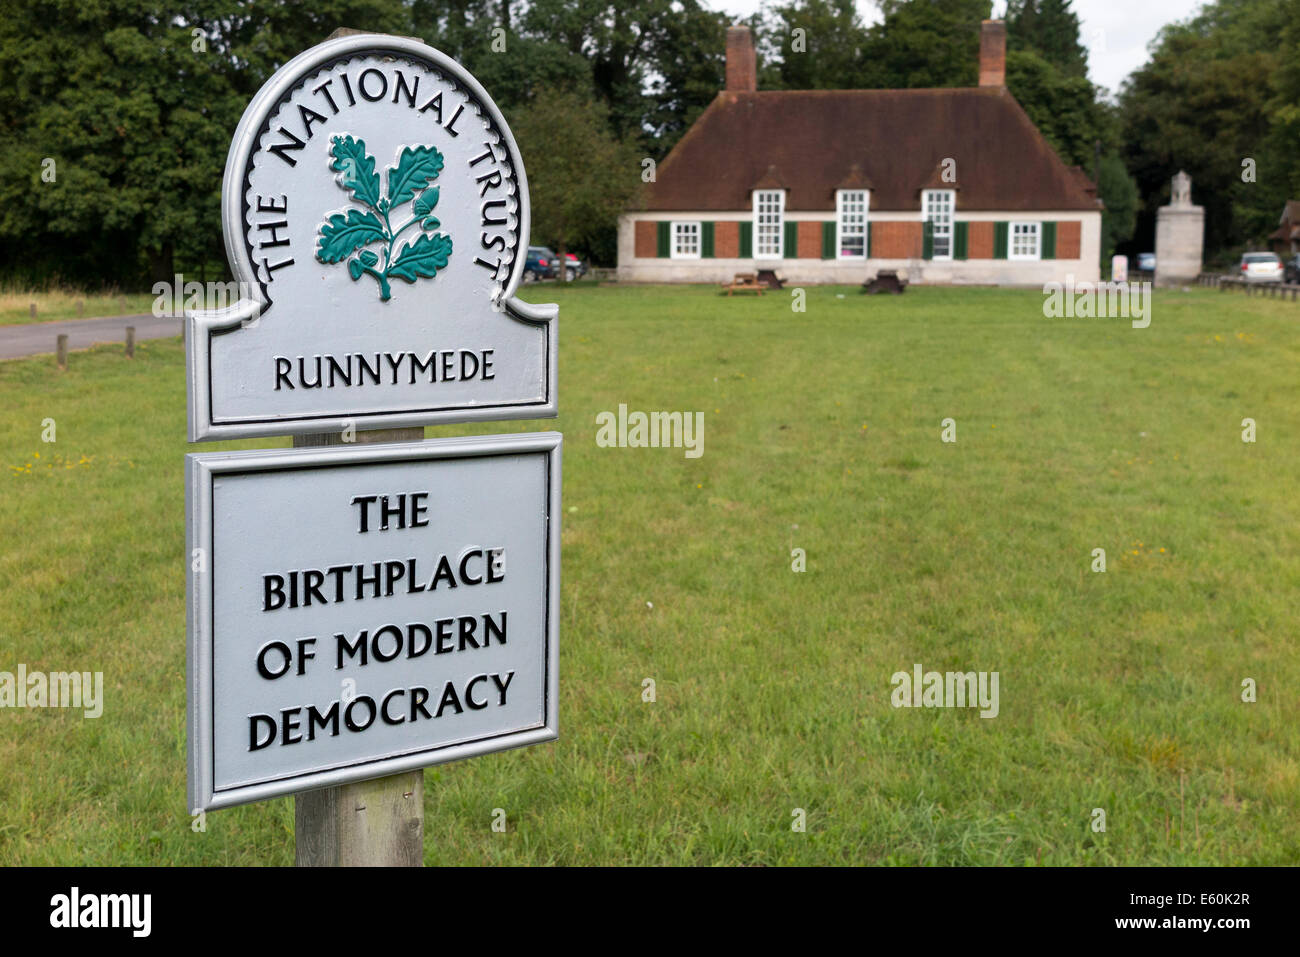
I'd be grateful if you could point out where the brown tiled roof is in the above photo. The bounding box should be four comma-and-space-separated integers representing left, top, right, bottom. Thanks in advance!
837, 163, 873, 189
1068, 166, 1098, 198
1280, 200, 1300, 225
917, 162, 959, 192
753, 165, 786, 190
642, 88, 1100, 212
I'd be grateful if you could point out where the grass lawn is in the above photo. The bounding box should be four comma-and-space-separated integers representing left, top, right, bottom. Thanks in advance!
1, 283, 1297, 865
0, 288, 159, 326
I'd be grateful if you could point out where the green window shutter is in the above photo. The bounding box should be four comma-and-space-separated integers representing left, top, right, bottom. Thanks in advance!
701, 222, 715, 259
954, 221, 968, 261
656, 222, 670, 258
784, 221, 798, 258
1041, 221, 1056, 260
739, 221, 753, 258
822, 221, 835, 259
993, 221, 1008, 260
866, 223, 873, 258
922, 220, 934, 260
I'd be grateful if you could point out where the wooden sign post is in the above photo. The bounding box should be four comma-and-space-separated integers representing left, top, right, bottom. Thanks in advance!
293, 426, 424, 867
184, 32, 560, 867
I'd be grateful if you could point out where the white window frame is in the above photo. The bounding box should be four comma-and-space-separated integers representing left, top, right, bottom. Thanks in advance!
923, 190, 954, 261
671, 221, 701, 260
1009, 221, 1041, 261
753, 189, 784, 259
837, 189, 869, 259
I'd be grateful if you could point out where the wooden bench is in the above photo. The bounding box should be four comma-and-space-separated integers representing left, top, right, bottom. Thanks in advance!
722, 272, 764, 296
756, 269, 786, 290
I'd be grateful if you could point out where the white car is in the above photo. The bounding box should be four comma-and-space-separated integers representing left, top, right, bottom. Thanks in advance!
1240, 252, 1284, 282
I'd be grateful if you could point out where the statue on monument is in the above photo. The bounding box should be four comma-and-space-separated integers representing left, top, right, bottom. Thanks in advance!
1155, 169, 1204, 286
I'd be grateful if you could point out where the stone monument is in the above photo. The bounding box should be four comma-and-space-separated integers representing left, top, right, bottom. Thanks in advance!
1155, 170, 1204, 287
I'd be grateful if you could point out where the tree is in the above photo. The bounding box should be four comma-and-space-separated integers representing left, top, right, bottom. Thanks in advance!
0, 2, 231, 284
505, 88, 642, 269
860, 0, 992, 89
1006, 0, 1088, 78
766, 0, 870, 90
410, 0, 593, 111
1119, 0, 1287, 257
1005, 49, 1109, 168
0, 0, 412, 287
1098, 153, 1138, 265
643, 5, 730, 155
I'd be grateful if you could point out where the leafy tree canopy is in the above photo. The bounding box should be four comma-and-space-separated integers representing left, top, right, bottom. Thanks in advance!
1119, 0, 1291, 257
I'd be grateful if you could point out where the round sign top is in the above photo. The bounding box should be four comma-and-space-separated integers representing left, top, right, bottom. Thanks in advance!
222, 34, 532, 314
188, 34, 556, 442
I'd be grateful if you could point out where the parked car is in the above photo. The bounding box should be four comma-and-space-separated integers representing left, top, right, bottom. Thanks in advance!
1240, 251, 1284, 283
523, 246, 557, 282
563, 253, 587, 282
1136, 252, 1156, 273
1284, 253, 1300, 283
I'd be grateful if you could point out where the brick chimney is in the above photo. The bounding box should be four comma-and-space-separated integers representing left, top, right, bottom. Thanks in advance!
979, 19, 1006, 88
726, 25, 756, 92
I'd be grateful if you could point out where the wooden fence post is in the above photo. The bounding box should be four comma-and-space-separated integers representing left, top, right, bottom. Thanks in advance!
56, 334, 68, 370
126, 326, 135, 358
292, 425, 426, 867
29, 303, 36, 319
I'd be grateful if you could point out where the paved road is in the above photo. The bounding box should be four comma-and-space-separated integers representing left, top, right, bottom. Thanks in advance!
0, 314, 182, 360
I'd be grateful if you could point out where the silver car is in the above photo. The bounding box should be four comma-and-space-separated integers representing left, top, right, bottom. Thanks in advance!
1240, 252, 1283, 282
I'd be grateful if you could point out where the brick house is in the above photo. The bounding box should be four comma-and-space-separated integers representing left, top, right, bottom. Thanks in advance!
617, 20, 1103, 285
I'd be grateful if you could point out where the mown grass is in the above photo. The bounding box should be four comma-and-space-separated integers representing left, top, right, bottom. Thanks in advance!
1, 284, 1297, 865
0, 287, 158, 326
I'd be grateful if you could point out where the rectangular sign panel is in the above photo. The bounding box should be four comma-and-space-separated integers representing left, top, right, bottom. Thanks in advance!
186, 432, 560, 811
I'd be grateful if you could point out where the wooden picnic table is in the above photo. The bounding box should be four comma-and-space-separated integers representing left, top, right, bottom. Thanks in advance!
722, 272, 765, 296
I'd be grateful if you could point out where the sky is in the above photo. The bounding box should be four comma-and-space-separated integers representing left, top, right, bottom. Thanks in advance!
708, 0, 1208, 97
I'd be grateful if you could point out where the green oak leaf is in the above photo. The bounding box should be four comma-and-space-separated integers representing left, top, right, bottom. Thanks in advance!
413, 186, 440, 217
329, 136, 381, 209
316, 208, 385, 264
386, 232, 453, 284
387, 146, 444, 209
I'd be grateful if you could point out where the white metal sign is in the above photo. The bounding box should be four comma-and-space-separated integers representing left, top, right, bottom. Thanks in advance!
186, 433, 561, 811
187, 34, 556, 441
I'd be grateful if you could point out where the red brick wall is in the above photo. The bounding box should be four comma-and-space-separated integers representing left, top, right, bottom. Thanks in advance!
797, 221, 822, 259
715, 221, 740, 258
725, 26, 756, 92
979, 20, 1006, 87
968, 222, 994, 259
872, 221, 923, 259
634, 221, 657, 258
1057, 221, 1081, 259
